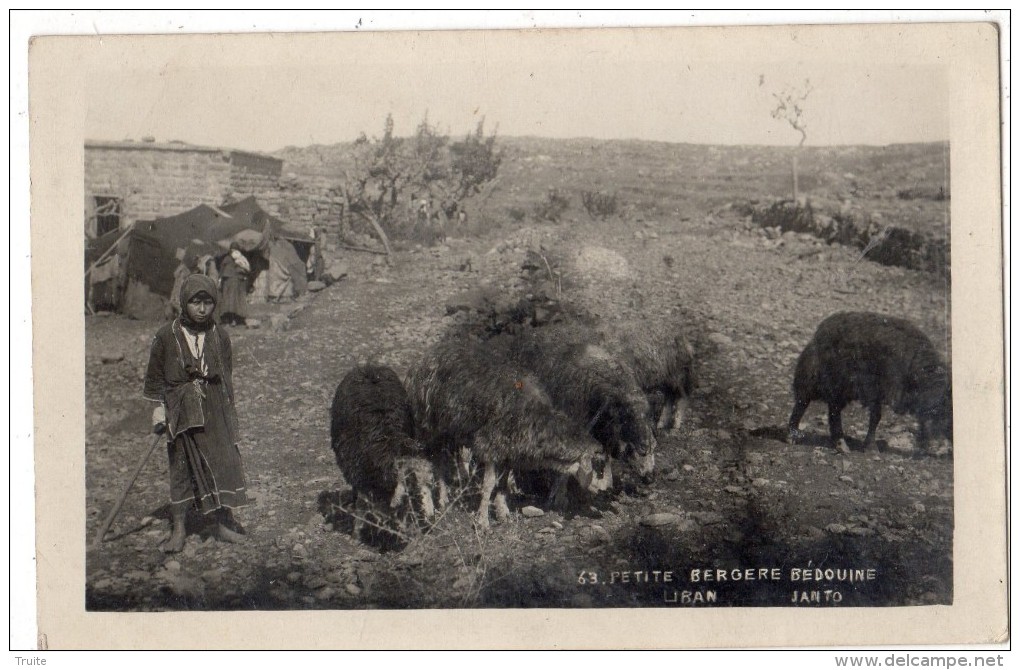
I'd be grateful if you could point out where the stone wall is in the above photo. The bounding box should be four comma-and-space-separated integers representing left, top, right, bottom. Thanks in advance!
256, 173, 347, 245
85, 141, 346, 244
85, 143, 233, 236
227, 151, 284, 197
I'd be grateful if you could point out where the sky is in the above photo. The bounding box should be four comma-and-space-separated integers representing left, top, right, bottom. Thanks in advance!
73, 12, 952, 153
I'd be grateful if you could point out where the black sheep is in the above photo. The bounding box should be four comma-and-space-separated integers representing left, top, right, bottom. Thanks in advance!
788, 311, 952, 455
330, 365, 441, 539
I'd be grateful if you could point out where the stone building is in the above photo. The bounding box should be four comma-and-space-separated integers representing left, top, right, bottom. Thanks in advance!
84, 139, 284, 238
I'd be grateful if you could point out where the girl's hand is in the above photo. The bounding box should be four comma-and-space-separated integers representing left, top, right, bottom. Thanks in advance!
152, 405, 167, 435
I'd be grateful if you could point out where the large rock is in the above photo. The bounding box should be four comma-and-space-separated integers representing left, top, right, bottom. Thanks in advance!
324, 261, 349, 283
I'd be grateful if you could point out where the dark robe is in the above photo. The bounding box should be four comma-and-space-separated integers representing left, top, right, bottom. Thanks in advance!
144, 320, 249, 513
218, 253, 249, 321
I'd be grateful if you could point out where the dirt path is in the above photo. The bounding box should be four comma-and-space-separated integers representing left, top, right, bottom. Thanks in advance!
85, 210, 952, 610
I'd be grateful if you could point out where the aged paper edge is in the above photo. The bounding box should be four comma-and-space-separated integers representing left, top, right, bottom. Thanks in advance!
28, 23, 1005, 649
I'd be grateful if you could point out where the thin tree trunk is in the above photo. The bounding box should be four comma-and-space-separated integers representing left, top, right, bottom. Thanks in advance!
792, 154, 800, 204
340, 178, 392, 260
361, 211, 393, 259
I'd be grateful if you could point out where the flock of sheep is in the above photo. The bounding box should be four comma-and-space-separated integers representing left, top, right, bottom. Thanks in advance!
328, 288, 952, 543
329, 311, 695, 536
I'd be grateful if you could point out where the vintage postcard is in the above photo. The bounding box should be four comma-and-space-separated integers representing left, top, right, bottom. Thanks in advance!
24, 16, 1005, 649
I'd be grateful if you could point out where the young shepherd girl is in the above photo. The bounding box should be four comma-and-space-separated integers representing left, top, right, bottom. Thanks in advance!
144, 274, 249, 553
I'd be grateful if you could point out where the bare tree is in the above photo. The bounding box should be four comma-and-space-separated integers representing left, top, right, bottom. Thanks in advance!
342, 114, 502, 252
771, 79, 813, 201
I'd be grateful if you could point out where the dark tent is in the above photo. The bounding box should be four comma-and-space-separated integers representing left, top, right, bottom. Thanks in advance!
127, 197, 312, 297
88, 197, 314, 318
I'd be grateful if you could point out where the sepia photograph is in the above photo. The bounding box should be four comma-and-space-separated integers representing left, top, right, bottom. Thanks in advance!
21, 12, 1006, 650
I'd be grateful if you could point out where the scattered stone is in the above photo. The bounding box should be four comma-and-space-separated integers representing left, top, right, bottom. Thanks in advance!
707, 332, 733, 346
521, 506, 545, 518
691, 511, 725, 526
682, 464, 696, 473
169, 576, 204, 599
825, 523, 848, 534
307, 281, 327, 293
675, 518, 699, 532
588, 525, 611, 543
640, 512, 681, 527
551, 521, 563, 530
291, 543, 308, 558
665, 468, 681, 481
246, 319, 261, 329
304, 575, 328, 590
913, 502, 926, 513
345, 583, 362, 596
751, 478, 770, 488
315, 586, 336, 601
164, 560, 181, 572
124, 570, 150, 581
202, 569, 224, 583
269, 314, 289, 332
100, 353, 124, 364
724, 485, 745, 495
839, 475, 854, 485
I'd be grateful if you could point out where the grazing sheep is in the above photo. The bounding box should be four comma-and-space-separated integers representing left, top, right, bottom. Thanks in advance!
330, 365, 442, 540
498, 323, 658, 481
788, 312, 952, 455
596, 321, 696, 433
406, 338, 610, 527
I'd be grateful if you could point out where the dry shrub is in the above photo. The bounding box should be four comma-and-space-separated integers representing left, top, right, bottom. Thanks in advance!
581, 190, 619, 220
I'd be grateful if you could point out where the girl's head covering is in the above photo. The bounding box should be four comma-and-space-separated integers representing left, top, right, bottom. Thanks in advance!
179, 273, 218, 330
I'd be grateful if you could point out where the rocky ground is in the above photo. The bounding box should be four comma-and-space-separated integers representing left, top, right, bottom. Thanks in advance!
85, 201, 952, 610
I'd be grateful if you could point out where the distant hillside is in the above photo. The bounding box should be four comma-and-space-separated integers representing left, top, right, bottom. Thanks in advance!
273, 137, 950, 243
274, 137, 949, 196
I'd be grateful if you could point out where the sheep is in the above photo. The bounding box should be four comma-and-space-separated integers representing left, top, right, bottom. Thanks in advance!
595, 320, 696, 433
788, 311, 952, 455
330, 364, 442, 540
406, 338, 610, 527
496, 323, 658, 481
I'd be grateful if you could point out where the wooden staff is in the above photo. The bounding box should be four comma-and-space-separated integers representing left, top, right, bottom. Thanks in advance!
90, 431, 163, 551
84, 222, 135, 280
